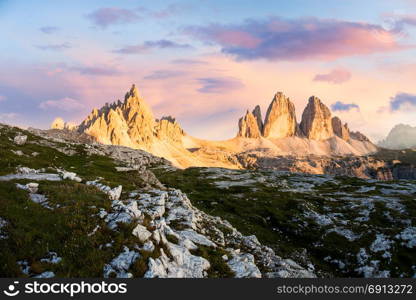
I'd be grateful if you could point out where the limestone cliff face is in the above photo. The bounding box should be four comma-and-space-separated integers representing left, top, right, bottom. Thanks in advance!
252, 105, 264, 133
300, 96, 333, 141
263, 92, 298, 139
238, 110, 262, 138
155, 116, 184, 144
78, 85, 184, 150
331, 117, 350, 141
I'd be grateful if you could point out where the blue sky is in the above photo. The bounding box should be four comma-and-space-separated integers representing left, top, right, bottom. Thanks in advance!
1, 0, 416, 141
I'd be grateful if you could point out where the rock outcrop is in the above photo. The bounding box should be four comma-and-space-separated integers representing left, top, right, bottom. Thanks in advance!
331, 117, 350, 141
51, 118, 77, 131
300, 96, 334, 141
263, 92, 298, 139
155, 116, 184, 144
350, 131, 371, 142
252, 105, 264, 133
238, 110, 262, 138
51, 118, 65, 130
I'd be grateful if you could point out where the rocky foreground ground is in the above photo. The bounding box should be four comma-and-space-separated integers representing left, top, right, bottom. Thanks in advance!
0, 123, 415, 278
0, 124, 314, 278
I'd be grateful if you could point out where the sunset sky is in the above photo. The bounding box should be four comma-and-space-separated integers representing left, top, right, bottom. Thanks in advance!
1, 0, 416, 141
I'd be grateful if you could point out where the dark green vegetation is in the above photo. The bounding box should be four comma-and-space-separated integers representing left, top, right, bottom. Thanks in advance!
152, 167, 416, 277
0, 125, 144, 192
0, 125, 236, 278
0, 125, 147, 276
190, 245, 234, 278
0, 180, 143, 277
373, 148, 416, 166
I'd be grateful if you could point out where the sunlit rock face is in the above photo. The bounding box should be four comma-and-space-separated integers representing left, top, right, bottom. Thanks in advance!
78, 85, 184, 150
252, 105, 264, 134
51, 117, 78, 131
332, 117, 350, 141
51, 117, 65, 130
155, 116, 184, 144
300, 96, 334, 141
263, 92, 298, 139
238, 110, 262, 138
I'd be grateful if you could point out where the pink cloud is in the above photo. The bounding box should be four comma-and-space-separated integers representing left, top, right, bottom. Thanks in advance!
313, 69, 352, 84
39, 97, 85, 112
0, 95, 6, 102
213, 31, 262, 48
87, 7, 140, 29
187, 17, 408, 61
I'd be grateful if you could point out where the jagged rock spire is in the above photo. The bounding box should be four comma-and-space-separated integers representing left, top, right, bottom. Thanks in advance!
332, 116, 350, 141
78, 84, 184, 149
300, 96, 334, 141
252, 105, 264, 133
263, 92, 297, 138
238, 110, 262, 138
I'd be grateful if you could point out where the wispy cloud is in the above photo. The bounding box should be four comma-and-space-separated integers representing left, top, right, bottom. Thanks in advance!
151, 3, 189, 18
39, 26, 59, 34
144, 70, 186, 80
0, 95, 6, 102
70, 66, 122, 76
36, 43, 71, 51
39, 97, 84, 112
87, 7, 140, 29
0, 112, 19, 124
331, 101, 360, 112
186, 17, 407, 61
114, 39, 191, 54
171, 59, 208, 65
389, 92, 416, 111
197, 77, 244, 93
314, 69, 352, 84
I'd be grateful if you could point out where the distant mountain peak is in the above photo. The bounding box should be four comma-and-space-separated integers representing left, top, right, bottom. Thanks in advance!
379, 124, 416, 150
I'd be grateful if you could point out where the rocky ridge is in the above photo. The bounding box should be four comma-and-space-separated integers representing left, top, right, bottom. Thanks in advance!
52, 85, 375, 170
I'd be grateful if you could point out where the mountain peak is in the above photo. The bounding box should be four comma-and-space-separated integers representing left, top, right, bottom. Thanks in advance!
78, 84, 184, 149
237, 110, 262, 138
124, 84, 140, 102
252, 105, 263, 133
263, 92, 297, 138
300, 96, 333, 141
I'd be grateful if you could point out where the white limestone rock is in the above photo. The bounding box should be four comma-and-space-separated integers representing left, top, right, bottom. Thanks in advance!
132, 224, 152, 243
227, 252, 262, 278
60, 171, 82, 182
103, 246, 139, 278
108, 185, 122, 201
13, 135, 27, 145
